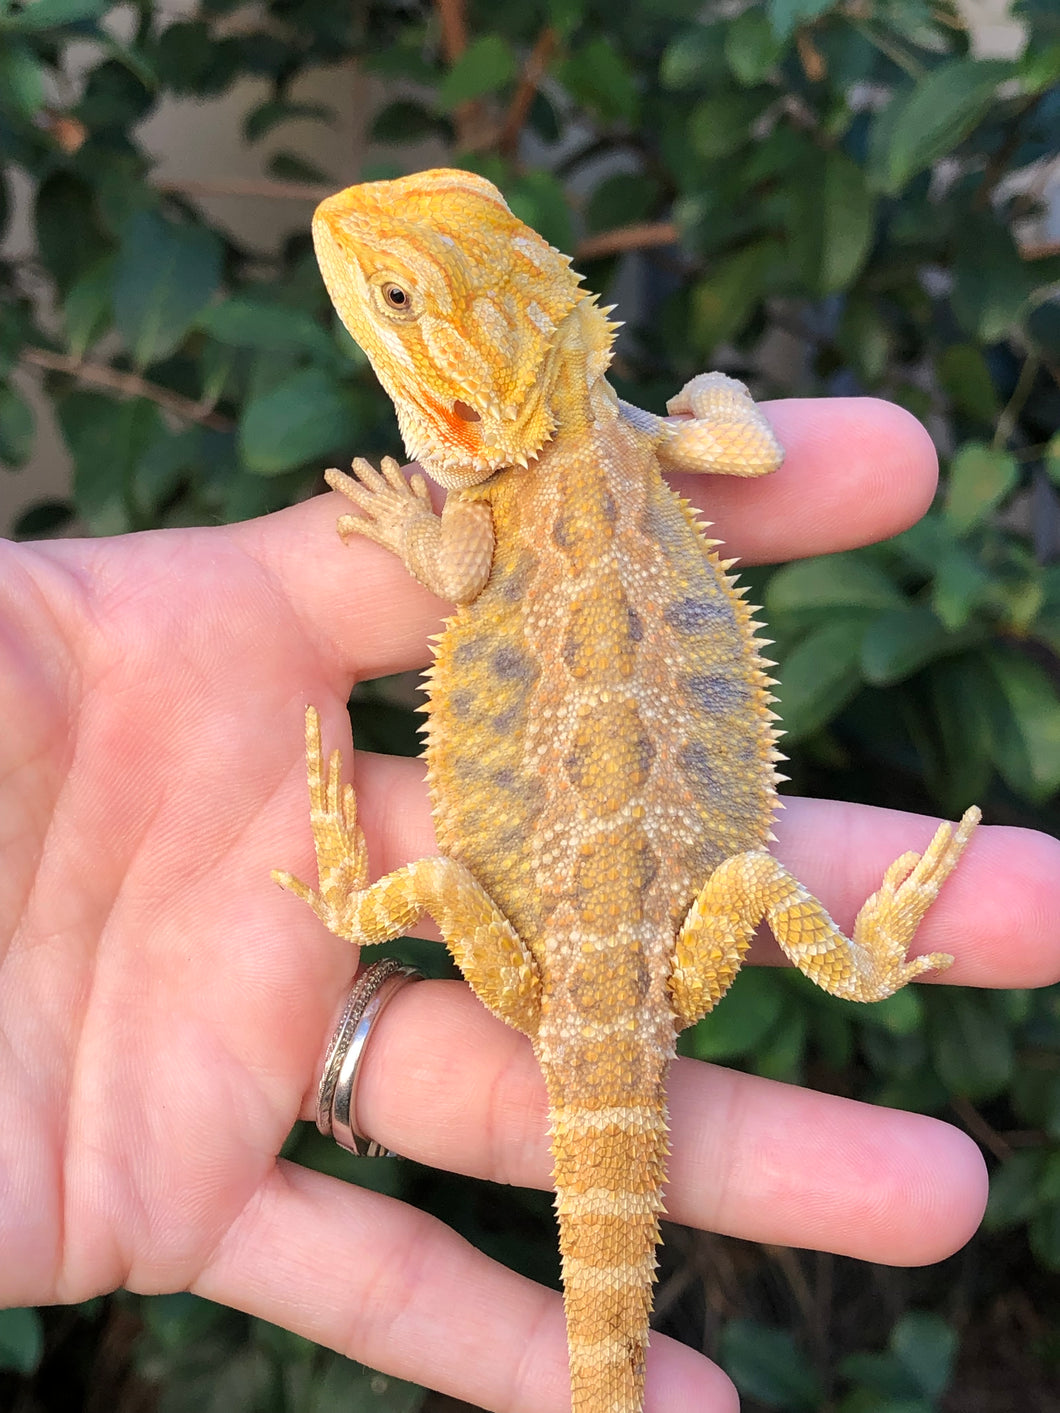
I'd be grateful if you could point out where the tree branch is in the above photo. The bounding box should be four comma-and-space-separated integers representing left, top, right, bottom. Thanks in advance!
498, 26, 557, 158
20, 347, 235, 432
575, 221, 679, 261
154, 176, 330, 203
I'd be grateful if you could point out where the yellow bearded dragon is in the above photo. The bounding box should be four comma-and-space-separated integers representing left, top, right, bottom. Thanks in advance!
274, 167, 980, 1413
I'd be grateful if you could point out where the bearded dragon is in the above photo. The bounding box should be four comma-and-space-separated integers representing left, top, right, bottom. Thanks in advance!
274, 167, 980, 1413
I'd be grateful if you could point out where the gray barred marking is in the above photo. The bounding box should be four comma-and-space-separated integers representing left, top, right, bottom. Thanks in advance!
686, 671, 746, 713
664, 595, 730, 634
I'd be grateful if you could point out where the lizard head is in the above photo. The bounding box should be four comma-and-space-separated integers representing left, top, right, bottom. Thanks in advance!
312, 168, 614, 488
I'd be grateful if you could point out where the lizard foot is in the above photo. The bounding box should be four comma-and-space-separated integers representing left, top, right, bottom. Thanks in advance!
851, 805, 981, 994
272, 706, 371, 941
666, 371, 751, 419
325, 456, 433, 558
659, 372, 783, 479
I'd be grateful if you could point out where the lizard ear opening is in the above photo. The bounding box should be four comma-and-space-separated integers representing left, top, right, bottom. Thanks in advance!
453, 400, 481, 423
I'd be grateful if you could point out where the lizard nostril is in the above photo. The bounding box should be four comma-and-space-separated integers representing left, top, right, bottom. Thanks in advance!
453, 399, 481, 422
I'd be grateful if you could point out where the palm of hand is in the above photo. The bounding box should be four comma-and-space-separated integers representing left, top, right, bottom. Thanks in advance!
2, 516, 351, 1303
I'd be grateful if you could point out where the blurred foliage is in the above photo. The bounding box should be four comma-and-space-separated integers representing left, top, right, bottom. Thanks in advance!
2, 0, 1059, 1408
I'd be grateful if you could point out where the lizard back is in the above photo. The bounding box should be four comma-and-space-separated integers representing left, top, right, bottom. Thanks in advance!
424, 404, 779, 1406
425, 402, 779, 957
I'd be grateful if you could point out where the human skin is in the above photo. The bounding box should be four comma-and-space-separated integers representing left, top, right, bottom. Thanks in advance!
2, 397, 1058, 1413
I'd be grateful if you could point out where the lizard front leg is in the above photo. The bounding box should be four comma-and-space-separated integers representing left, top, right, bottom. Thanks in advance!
621, 372, 783, 479
669, 808, 980, 1027
326, 457, 495, 604
274, 708, 540, 1036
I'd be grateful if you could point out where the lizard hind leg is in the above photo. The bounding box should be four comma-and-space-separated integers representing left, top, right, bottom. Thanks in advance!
273, 707, 542, 1035
669, 807, 980, 1027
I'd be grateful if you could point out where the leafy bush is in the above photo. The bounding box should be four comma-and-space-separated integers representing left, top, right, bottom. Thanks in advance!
2, 0, 1058, 1408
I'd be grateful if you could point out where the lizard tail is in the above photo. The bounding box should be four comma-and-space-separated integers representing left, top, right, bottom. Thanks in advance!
544, 1064, 670, 1413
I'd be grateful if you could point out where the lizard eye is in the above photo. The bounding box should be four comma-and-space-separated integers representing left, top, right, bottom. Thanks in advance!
381, 281, 411, 311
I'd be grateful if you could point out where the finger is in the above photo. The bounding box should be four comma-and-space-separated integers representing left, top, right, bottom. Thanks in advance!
244, 397, 937, 681
325, 751, 1060, 991
342, 980, 987, 1267
196, 1161, 737, 1413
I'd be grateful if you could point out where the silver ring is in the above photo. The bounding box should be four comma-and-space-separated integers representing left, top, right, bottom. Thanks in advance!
317, 958, 423, 1157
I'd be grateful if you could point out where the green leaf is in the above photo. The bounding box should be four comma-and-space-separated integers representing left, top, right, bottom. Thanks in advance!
789, 149, 875, 293
57, 390, 164, 532
660, 25, 728, 90
937, 344, 999, 424
853, 984, 926, 1037
0, 382, 35, 467
361, 39, 436, 85
505, 168, 574, 255
870, 59, 1010, 194
585, 172, 657, 234
0, 0, 109, 29
267, 150, 331, 184
774, 616, 867, 740
688, 91, 764, 160
766, 0, 835, 40
239, 366, 358, 475
682, 969, 786, 1061
1016, 39, 1060, 95
370, 99, 444, 144
0, 1306, 44, 1374
0, 37, 45, 118
952, 216, 1039, 342
921, 661, 994, 819
689, 239, 778, 352
943, 442, 1019, 534
931, 544, 991, 630
243, 99, 331, 142
438, 35, 518, 109
838, 295, 892, 383
861, 606, 961, 686
725, 8, 785, 85
839, 1349, 925, 1402
558, 36, 639, 125
1044, 431, 1060, 488
983, 1150, 1047, 1230
720, 1320, 823, 1409
92, 149, 154, 232
132, 426, 202, 515
63, 255, 115, 359
983, 646, 1060, 802
12, 498, 74, 539
754, 1002, 808, 1081
1030, 1189, 1060, 1270
76, 56, 153, 130
35, 174, 111, 294
930, 990, 1013, 1101
768, 553, 904, 615
154, 22, 239, 96
889, 1312, 957, 1400
113, 209, 222, 368
197, 296, 335, 361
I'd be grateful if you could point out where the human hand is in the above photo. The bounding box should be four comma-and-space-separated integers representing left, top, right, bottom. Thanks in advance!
2, 397, 1057, 1412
